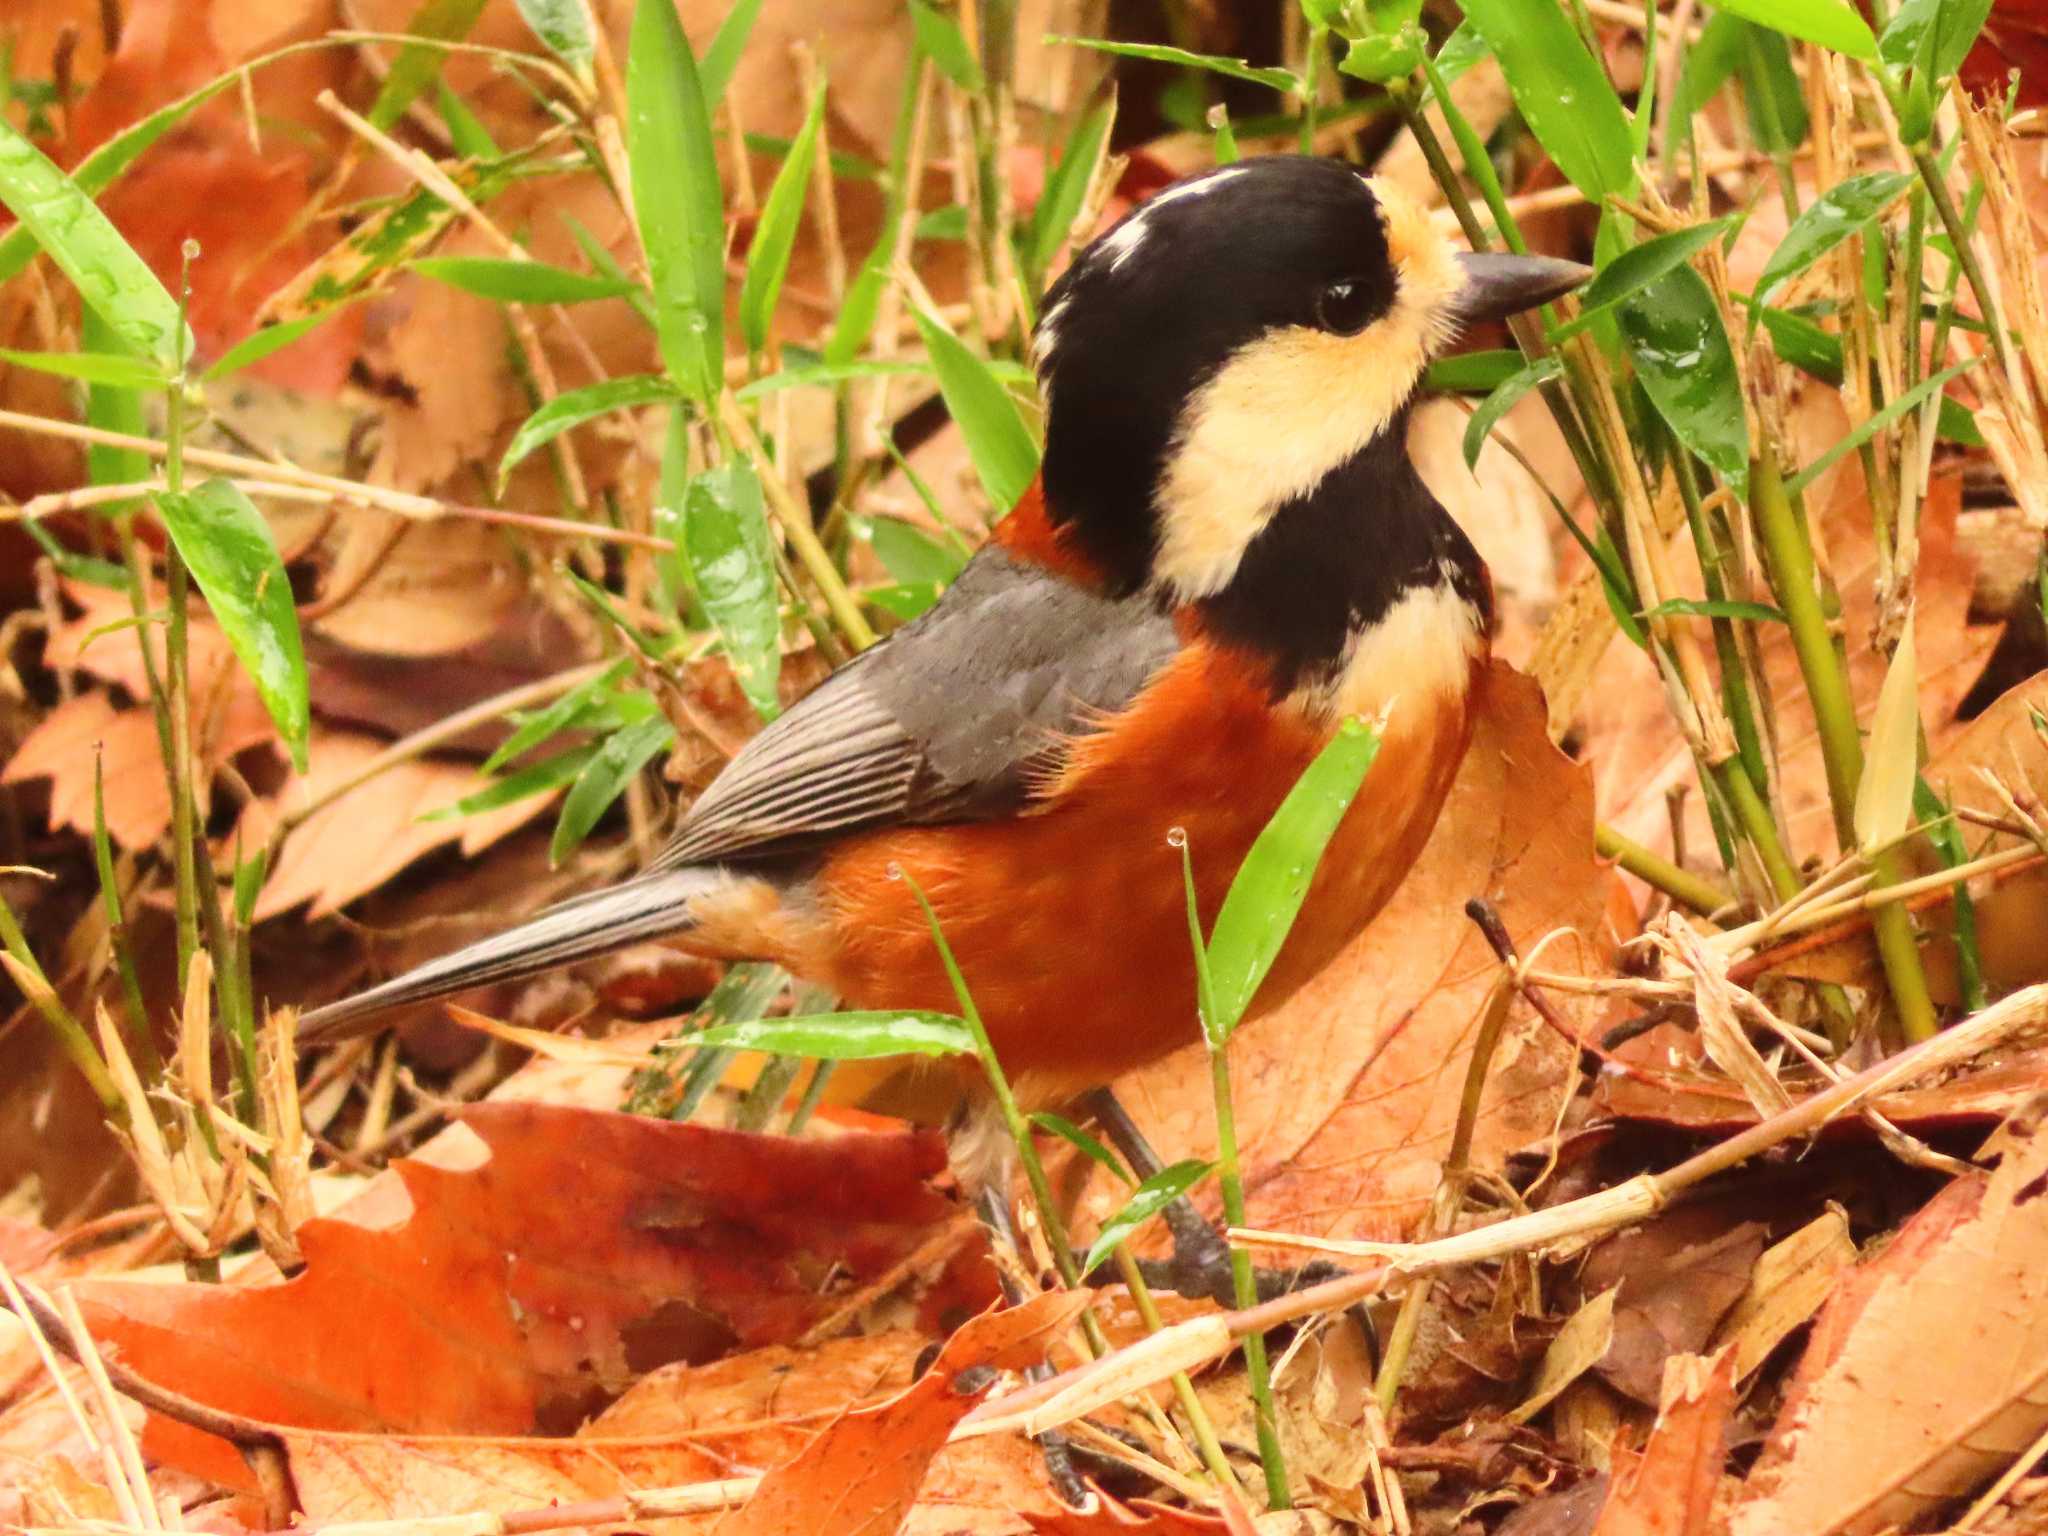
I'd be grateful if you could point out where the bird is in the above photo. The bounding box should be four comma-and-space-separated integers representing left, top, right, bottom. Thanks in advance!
299, 155, 1586, 1132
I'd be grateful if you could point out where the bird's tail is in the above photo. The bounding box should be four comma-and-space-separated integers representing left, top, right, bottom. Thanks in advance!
296, 865, 731, 1042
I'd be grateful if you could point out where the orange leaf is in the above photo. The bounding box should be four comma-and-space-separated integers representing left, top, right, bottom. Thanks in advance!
72, 1102, 965, 1490
722, 1289, 1092, 1536
1592, 1350, 1738, 1536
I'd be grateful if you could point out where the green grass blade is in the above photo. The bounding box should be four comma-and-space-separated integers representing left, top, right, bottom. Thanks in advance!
739, 78, 826, 357
499, 373, 679, 487
0, 119, 190, 372
1047, 37, 1301, 95
1706, 0, 1875, 58
0, 348, 167, 389
368, 0, 491, 131
852, 513, 967, 585
1425, 349, 1522, 394
436, 78, 503, 160
1205, 717, 1383, 1038
628, 0, 726, 403
1458, 0, 1634, 203
549, 714, 675, 864
154, 479, 310, 770
700, 0, 766, 105
1027, 1111, 1133, 1184
911, 304, 1039, 514
411, 255, 638, 304
201, 306, 357, 382
1754, 171, 1914, 308
1620, 267, 1750, 496
81, 308, 148, 495
0, 75, 237, 285
1028, 92, 1116, 285
1878, 0, 1993, 79
1644, 597, 1787, 623
1463, 356, 1560, 470
424, 743, 595, 820
694, 1011, 977, 1059
686, 461, 783, 721
1549, 220, 1734, 342
1785, 358, 1978, 497
910, 0, 985, 90
512, 0, 595, 84
484, 658, 632, 774
1080, 1159, 1214, 1278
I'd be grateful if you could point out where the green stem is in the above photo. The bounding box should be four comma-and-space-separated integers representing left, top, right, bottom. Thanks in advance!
1750, 457, 1938, 1044
1594, 824, 1732, 916
1210, 1041, 1289, 1509
161, 392, 198, 991
898, 874, 1110, 1355
0, 892, 121, 1115
1716, 757, 1802, 902
1912, 144, 2014, 387
1111, 1245, 1243, 1497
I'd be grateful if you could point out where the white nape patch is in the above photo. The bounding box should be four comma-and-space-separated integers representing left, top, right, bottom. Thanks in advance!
1298, 581, 1485, 725
1098, 164, 1250, 273
1033, 297, 1069, 373
1151, 175, 1467, 602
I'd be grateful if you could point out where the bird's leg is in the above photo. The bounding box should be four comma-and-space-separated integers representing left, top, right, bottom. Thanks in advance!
974, 1186, 1091, 1509
1080, 1088, 1381, 1367
1081, 1086, 1239, 1307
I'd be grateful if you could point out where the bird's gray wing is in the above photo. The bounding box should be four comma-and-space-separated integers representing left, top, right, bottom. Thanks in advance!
653, 543, 1180, 868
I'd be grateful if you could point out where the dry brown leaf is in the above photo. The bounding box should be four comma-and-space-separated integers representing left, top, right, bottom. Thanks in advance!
1588, 468, 1995, 874
1582, 1208, 1764, 1406
71, 1101, 972, 1490
1731, 1099, 2048, 1535
236, 727, 553, 920
1590, 1350, 1738, 1536
1100, 662, 1611, 1249
1513, 1286, 1619, 1425
1711, 1209, 1855, 1381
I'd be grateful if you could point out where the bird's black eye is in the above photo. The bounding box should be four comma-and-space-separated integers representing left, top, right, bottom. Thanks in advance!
1315, 279, 1376, 336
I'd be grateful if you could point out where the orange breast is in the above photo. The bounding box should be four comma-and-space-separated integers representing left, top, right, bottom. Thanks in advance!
799, 639, 1481, 1106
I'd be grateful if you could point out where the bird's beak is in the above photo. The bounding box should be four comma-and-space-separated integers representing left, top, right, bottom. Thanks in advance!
1451, 251, 1592, 325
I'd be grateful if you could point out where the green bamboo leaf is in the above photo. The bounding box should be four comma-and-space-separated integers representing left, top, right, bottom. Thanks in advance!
411, 255, 637, 304
0, 74, 238, 285
700, 0, 766, 105
1029, 94, 1116, 282
1705, 0, 1875, 59
499, 373, 678, 486
0, 348, 167, 389
1669, 14, 1745, 145
1754, 172, 1914, 308
1784, 357, 1978, 497
423, 743, 594, 820
550, 714, 675, 863
1734, 21, 1810, 153
628, 0, 726, 402
1644, 598, 1787, 623
0, 119, 190, 372
910, 0, 985, 90
202, 306, 356, 383
1205, 716, 1383, 1037
1620, 267, 1750, 496
1048, 37, 1302, 95
1879, 0, 1995, 82
1430, 20, 1492, 92
1425, 349, 1522, 394
484, 658, 632, 773
739, 79, 826, 356
739, 356, 1032, 398
1027, 1111, 1133, 1184
912, 305, 1039, 513
81, 309, 147, 495
853, 513, 967, 585
436, 79, 503, 161
686, 461, 783, 721
1855, 609, 1920, 854
154, 479, 309, 770
1080, 1159, 1214, 1278
867, 582, 944, 621
1758, 304, 1844, 382
652, 403, 696, 615
512, 0, 595, 82
1550, 220, 1734, 341
368, 0, 491, 131
915, 205, 969, 241
1457, 0, 1635, 203
1464, 357, 1561, 470
695, 1011, 978, 1059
